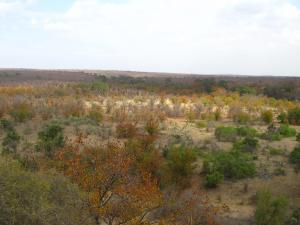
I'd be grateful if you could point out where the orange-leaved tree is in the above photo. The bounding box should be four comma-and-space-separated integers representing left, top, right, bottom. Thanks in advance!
56, 135, 162, 225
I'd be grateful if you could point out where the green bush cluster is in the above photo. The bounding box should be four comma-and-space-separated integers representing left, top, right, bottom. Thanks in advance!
203, 150, 256, 188
234, 136, 259, 153
261, 124, 296, 141
278, 124, 296, 137
36, 123, 65, 157
215, 126, 238, 142
215, 126, 258, 142
236, 126, 258, 137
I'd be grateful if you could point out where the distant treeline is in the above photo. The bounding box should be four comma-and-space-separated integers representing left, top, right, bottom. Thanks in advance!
94, 75, 300, 100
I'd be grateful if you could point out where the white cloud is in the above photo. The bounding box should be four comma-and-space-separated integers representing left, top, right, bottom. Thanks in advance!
1, 0, 300, 75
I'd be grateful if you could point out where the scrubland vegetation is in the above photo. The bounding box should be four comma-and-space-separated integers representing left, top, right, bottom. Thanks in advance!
0, 71, 300, 225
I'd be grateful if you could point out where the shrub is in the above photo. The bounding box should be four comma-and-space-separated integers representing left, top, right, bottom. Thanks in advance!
205, 170, 224, 188
215, 126, 238, 142
277, 112, 288, 124
116, 122, 138, 139
145, 117, 160, 136
289, 145, 300, 170
297, 133, 300, 142
255, 189, 288, 225
0, 157, 92, 225
214, 110, 221, 121
203, 150, 256, 180
61, 100, 85, 118
269, 147, 285, 156
278, 124, 296, 137
163, 145, 197, 187
36, 123, 64, 157
87, 105, 103, 123
261, 110, 274, 124
2, 130, 20, 154
288, 208, 300, 225
196, 120, 206, 129
261, 132, 282, 141
234, 137, 259, 153
233, 112, 250, 124
288, 108, 300, 125
237, 126, 258, 137
9, 103, 33, 122
0, 119, 14, 132
260, 124, 282, 141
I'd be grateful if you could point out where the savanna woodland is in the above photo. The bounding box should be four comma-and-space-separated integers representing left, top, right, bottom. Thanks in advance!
0, 69, 300, 225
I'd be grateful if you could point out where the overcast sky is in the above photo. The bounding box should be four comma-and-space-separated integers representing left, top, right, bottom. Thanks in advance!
0, 0, 300, 76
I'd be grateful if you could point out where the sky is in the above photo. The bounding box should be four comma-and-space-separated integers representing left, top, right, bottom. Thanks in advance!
0, 0, 300, 76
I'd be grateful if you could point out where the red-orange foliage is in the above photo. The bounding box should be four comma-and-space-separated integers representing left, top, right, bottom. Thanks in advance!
56, 135, 162, 225
116, 122, 138, 139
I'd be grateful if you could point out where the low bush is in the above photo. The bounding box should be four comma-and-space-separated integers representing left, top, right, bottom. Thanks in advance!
278, 124, 296, 137
233, 112, 251, 124
196, 120, 206, 129
203, 150, 256, 181
255, 189, 288, 225
288, 108, 300, 125
269, 147, 285, 156
145, 117, 160, 136
36, 123, 64, 157
116, 122, 138, 139
288, 208, 300, 225
205, 170, 224, 188
0, 119, 14, 132
277, 112, 288, 124
261, 110, 274, 124
237, 126, 258, 137
289, 145, 300, 170
234, 137, 259, 153
9, 103, 33, 122
215, 126, 238, 142
2, 130, 20, 154
260, 124, 282, 141
297, 133, 300, 142
163, 145, 197, 187
87, 105, 103, 123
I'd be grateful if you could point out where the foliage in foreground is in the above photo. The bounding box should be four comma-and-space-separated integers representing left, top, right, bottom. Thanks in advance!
255, 189, 288, 225
0, 157, 93, 225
